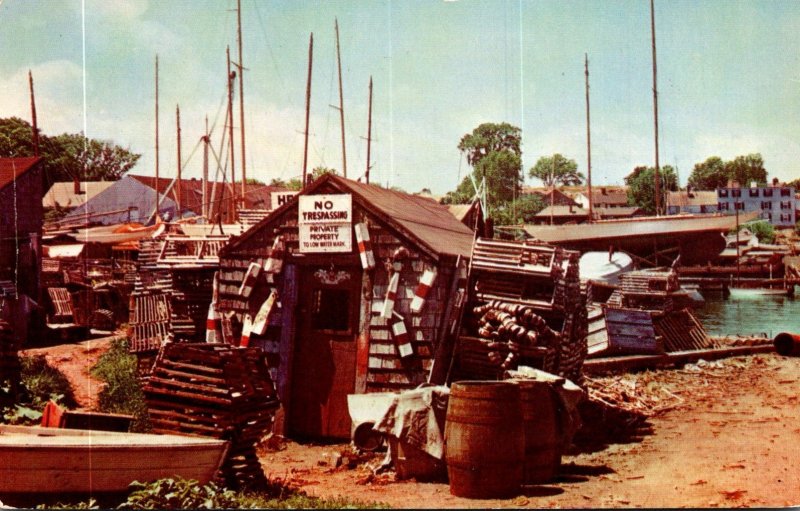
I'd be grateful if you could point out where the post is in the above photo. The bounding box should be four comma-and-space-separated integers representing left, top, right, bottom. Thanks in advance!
155, 55, 161, 215
365, 76, 373, 184
28, 71, 40, 157
736, 200, 740, 284
237, 0, 247, 205
302, 33, 313, 189
176, 105, 182, 218
335, 18, 347, 178
650, 0, 661, 216
226, 46, 237, 220
202, 116, 209, 219
585, 54, 593, 223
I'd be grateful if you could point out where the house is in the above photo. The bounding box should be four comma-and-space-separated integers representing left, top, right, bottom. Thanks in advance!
594, 206, 645, 220
521, 187, 579, 207
43, 181, 115, 211
60, 174, 285, 226
568, 186, 629, 209
0, 157, 44, 343
0, 157, 43, 299
716, 184, 797, 227
666, 190, 718, 215
532, 205, 588, 225
215, 173, 475, 439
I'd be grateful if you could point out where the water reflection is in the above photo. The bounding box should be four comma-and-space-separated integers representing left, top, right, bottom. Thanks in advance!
694, 289, 800, 338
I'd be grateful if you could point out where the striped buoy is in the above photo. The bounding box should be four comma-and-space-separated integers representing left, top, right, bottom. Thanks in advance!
263, 236, 285, 274
381, 272, 400, 319
391, 312, 413, 358
252, 289, 278, 335
238, 262, 261, 298
205, 302, 221, 343
410, 269, 437, 314
354, 222, 376, 270
240, 313, 254, 347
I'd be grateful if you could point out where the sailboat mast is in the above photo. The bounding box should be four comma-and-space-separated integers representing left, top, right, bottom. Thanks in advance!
585, 53, 593, 224
155, 55, 161, 215
650, 0, 662, 216
226, 46, 237, 220
203, 116, 209, 220
176, 105, 182, 217
28, 71, 40, 157
237, 0, 247, 205
365, 76, 373, 184
335, 18, 347, 178
302, 33, 313, 189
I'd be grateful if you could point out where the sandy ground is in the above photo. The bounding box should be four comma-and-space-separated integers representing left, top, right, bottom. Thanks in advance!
20, 336, 800, 508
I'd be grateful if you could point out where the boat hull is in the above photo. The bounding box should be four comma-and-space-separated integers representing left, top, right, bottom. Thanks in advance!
0, 425, 228, 496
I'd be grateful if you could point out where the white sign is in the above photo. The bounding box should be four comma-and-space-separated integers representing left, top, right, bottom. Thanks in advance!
298, 194, 353, 253
271, 191, 298, 209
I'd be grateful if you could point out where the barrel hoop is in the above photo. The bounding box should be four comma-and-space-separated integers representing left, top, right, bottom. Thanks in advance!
446, 414, 521, 426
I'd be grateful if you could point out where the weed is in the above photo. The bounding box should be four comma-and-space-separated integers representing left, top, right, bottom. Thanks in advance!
90, 337, 150, 432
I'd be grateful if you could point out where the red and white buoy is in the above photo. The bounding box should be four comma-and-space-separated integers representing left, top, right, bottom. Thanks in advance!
238, 262, 261, 298
391, 312, 413, 358
381, 272, 400, 318
410, 268, 437, 314
263, 235, 285, 275
240, 313, 254, 347
354, 222, 376, 270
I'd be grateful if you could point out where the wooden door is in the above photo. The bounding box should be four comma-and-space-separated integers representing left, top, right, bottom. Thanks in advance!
288, 265, 361, 439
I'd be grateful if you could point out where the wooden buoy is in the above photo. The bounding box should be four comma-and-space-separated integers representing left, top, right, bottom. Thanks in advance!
444, 381, 523, 499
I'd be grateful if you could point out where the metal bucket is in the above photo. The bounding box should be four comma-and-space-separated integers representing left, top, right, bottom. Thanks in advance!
774, 332, 800, 356
444, 381, 523, 499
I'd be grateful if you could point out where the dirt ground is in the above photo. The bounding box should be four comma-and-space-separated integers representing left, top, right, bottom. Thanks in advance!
21, 337, 800, 508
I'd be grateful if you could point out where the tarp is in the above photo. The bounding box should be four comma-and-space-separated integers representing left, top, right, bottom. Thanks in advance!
373, 385, 450, 460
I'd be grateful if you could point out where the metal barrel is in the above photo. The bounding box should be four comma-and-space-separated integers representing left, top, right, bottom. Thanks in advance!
774, 332, 800, 356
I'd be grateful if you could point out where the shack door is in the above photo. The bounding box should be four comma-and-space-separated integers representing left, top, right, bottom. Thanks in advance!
289, 265, 361, 439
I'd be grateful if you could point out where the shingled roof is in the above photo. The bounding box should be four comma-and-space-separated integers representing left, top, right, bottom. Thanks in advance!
234, 173, 476, 259
0, 157, 41, 191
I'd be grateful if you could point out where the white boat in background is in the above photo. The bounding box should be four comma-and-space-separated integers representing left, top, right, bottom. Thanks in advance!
728, 286, 791, 298
0, 425, 228, 498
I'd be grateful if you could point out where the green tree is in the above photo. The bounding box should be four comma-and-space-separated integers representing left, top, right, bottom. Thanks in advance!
625, 165, 679, 215
687, 156, 728, 190
725, 153, 767, 187
528, 153, 584, 187
311, 166, 337, 180
0, 117, 140, 187
456, 122, 523, 207
491, 194, 546, 225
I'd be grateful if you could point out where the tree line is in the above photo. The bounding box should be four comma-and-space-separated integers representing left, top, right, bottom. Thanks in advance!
442, 121, 788, 220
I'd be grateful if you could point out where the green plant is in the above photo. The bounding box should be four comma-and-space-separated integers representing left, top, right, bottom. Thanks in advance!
91, 337, 150, 432
742, 220, 775, 244
118, 477, 389, 509
2, 355, 78, 424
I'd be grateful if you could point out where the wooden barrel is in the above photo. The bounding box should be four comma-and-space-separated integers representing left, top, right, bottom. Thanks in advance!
517, 380, 561, 484
445, 381, 524, 498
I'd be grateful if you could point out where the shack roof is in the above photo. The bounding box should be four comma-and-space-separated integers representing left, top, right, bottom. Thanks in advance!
0, 157, 41, 191
535, 205, 588, 218
666, 190, 718, 208
233, 174, 476, 259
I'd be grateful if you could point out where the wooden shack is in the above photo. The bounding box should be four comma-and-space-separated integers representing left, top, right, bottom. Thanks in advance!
216, 174, 475, 439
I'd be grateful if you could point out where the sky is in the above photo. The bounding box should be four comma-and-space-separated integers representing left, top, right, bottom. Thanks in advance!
1, 0, 799, 195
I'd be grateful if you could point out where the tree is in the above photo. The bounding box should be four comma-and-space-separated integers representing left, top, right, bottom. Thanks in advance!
687, 156, 728, 190
456, 122, 523, 207
725, 153, 767, 187
625, 165, 679, 215
311, 166, 337, 180
491, 194, 546, 226
687, 153, 768, 190
0, 117, 140, 187
528, 153, 584, 187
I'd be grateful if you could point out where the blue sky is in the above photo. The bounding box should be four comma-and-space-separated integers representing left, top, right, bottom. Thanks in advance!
1, 0, 799, 194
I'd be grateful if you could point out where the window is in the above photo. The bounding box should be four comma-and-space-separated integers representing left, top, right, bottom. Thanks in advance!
781, 188, 791, 197
763, 188, 773, 197
310, 288, 352, 333
736, 202, 745, 211
761, 201, 772, 210
731, 189, 742, 198
718, 189, 729, 198
700, 205, 707, 213
749, 188, 760, 197
718, 202, 728, 211
781, 201, 792, 210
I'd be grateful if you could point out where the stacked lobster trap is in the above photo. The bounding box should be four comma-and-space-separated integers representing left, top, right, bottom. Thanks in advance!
452, 238, 588, 385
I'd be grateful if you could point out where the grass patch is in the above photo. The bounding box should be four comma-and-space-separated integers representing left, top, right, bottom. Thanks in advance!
90, 337, 150, 432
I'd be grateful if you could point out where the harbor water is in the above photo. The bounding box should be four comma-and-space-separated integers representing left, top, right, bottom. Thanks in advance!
694, 289, 800, 338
